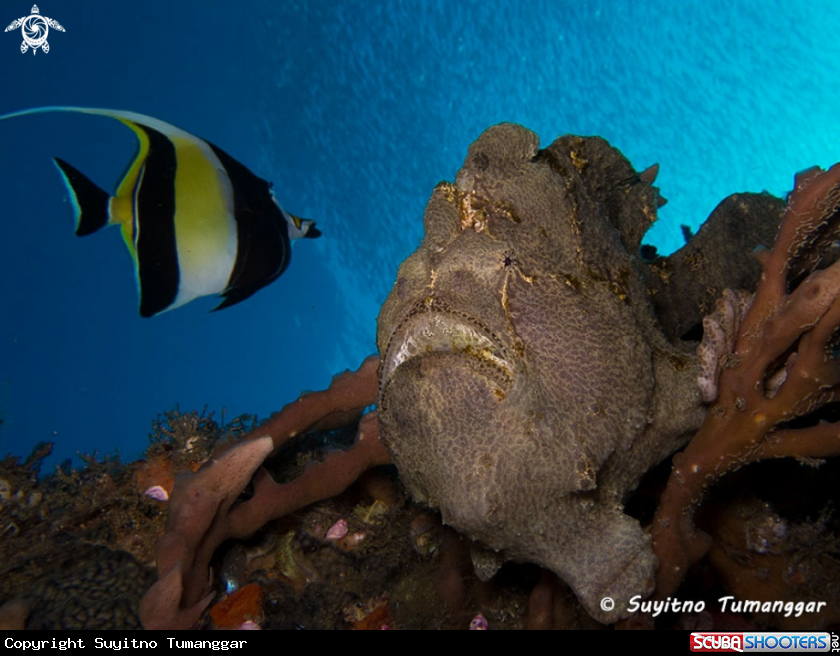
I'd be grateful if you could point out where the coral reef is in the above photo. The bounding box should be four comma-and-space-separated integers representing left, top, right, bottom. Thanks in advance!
650, 163, 840, 617
138, 129, 837, 629
3, 128, 840, 631
1, 394, 567, 630
139, 356, 391, 629
0, 408, 247, 630
0, 445, 160, 629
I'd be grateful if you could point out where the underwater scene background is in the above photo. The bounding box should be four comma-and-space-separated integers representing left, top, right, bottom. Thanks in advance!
0, 0, 838, 468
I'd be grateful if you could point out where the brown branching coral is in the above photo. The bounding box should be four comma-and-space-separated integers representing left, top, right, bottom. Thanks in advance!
140, 356, 391, 629
651, 162, 840, 604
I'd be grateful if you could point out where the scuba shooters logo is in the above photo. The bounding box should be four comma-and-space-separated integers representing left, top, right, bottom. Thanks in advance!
690, 632, 835, 652
4, 5, 65, 55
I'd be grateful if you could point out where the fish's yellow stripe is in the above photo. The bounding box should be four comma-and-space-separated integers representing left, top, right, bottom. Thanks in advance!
103, 119, 151, 264
169, 135, 237, 304
113, 118, 151, 205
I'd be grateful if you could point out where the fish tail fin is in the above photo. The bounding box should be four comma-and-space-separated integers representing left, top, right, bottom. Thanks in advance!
53, 158, 111, 236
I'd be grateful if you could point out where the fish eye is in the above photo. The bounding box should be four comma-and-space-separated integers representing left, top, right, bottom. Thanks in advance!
502, 251, 516, 268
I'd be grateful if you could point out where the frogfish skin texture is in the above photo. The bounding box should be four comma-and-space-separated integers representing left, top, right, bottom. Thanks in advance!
377, 124, 709, 623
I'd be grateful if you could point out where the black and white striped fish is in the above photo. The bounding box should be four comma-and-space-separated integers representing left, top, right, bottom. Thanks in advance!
0, 106, 321, 317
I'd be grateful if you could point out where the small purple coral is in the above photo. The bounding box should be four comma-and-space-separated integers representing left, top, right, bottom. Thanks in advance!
469, 613, 488, 630
326, 518, 349, 540
144, 485, 169, 502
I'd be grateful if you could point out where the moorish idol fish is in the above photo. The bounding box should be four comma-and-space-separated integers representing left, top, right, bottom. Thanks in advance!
0, 107, 321, 317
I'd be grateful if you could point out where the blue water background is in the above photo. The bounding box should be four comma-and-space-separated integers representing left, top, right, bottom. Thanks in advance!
0, 0, 838, 467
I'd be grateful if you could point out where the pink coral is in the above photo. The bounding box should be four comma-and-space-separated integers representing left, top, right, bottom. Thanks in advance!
326, 519, 349, 540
